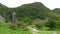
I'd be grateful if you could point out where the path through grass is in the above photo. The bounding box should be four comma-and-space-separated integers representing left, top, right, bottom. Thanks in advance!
0, 22, 60, 34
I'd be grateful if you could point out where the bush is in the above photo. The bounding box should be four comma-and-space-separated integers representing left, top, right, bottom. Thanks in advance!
55, 20, 60, 29
9, 23, 17, 30
20, 17, 32, 25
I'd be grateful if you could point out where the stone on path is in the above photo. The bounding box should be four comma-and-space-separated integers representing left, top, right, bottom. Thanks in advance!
28, 27, 39, 34
53, 32, 56, 34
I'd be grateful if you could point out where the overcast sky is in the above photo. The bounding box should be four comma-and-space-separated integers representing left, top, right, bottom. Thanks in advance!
0, 0, 60, 10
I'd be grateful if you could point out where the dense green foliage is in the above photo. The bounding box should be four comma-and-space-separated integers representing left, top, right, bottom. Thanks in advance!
0, 2, 60, 31
52, 8, 60, 15
15, 2, 50, 20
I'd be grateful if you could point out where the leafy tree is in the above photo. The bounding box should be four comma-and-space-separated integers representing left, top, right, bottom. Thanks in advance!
45, 20, 56, 30
20, 17, 32, 25
55, 20, 60, 29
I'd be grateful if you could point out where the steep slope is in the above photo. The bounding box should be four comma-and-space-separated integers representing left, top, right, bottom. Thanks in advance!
15, 2, 51, 20
0, 3, 12, 22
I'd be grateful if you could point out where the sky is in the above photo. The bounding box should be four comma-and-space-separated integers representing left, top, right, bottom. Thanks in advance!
0, 0, 60, 10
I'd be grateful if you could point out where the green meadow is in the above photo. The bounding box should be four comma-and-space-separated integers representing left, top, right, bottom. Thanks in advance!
0, 22, 60, 34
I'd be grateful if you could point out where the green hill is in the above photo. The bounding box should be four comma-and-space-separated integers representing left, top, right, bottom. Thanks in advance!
15, 2, 50, 19
0, 2, 60, 30
52, 8, 60, 14
0, 2, 59, 21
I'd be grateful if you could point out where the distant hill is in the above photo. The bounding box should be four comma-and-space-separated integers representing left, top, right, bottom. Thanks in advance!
0, 2, 59, 22
15, 2, 50, 19
15, 2, 59, 20
52, 8, 60, 15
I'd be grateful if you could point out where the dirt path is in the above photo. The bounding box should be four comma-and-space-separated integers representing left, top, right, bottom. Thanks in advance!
27, 27, 39, 34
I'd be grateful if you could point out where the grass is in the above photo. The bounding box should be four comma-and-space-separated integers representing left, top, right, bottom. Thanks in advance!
0, 22, 32, 34
38, 31, 60, 34
0, 22, 60, 34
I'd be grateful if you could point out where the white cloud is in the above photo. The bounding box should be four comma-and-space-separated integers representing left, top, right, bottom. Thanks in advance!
0, 0, 60, 10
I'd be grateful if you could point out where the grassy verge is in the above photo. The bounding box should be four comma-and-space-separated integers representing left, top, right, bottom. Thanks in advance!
0, 22, 32, 34
38, 31, 60, 34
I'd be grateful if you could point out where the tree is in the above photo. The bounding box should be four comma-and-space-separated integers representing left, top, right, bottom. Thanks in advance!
45, 20, 56, 30
55, 20, 60, 29
20, 17, 32, 25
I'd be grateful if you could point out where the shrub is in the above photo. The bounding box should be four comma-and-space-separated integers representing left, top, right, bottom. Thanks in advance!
9, 23, 17, 30
45, 20, 56, 30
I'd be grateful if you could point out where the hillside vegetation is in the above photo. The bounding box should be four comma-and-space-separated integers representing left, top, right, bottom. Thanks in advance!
0, 2, 60, 33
